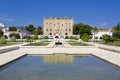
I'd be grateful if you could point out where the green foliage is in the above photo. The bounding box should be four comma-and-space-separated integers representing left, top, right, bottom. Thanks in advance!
81, 33, 90, 42
73, 23, 93, 37
25, 24, 36, 34
37, 26, 43, 35
4, 35, 8, 39
0, 30, 3, 37
0, 36, 6, 44
9, 33, 20, 39
70, 36, 74, 39
100, 37, 103, 40
113, 30, 120, 39
44, 36, 49, 39
95, 36, 98, 39
70, 36, 79, 40
102, 34, 110, 42
33, 34, 38, 41
26, 36, 32, 44
112, 22, 120, 32
9, 26, 17, 31
102, 34, 115, 42
10, 36, 16, 42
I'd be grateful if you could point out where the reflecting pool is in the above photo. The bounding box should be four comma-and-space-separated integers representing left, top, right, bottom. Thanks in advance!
0, 54, 120, 80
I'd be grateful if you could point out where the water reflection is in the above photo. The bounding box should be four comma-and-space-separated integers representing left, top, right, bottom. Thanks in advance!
43, 54, 88, 64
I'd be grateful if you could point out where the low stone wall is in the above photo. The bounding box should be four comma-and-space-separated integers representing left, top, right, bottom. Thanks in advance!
99, 47, 120, 53
0, 46, 19, 54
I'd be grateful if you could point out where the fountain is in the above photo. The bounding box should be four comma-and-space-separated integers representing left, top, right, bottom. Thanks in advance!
54, 40, 64, 48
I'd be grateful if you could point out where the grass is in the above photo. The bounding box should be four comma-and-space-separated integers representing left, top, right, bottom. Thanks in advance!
68, 41, 91, 46
0, 42, 21, 47
25, 42, 49, 46
99, 41, 120, 46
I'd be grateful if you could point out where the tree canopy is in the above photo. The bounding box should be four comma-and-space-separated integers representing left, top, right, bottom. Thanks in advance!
25, 24, 36, 34
9, 26, 17, 31
73, 23, 93, 37
36, 26, 43, 35
0, 30, 3, 37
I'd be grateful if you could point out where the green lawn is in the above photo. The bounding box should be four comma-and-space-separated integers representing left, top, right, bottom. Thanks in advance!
25, 42, 49, 46
68, 41, 91, 46
0, 42, 21, 47
99, 41, 120, 46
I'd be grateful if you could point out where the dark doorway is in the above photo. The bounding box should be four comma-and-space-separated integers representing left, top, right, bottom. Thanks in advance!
55, 36, 59, 38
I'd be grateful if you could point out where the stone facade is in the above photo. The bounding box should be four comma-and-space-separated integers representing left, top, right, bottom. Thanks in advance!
43, 17, 74, 38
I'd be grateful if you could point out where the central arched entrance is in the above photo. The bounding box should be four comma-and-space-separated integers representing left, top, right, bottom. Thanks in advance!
55, 36, 59, 38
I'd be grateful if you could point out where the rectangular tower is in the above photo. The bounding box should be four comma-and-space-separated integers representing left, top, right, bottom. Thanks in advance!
43, 17, 74, 38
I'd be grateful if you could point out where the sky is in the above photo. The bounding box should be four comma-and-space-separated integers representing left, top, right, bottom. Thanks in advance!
0, 0, 120, 28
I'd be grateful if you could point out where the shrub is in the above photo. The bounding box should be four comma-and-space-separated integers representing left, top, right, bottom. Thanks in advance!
81, 33, 90, 42
11, 36, 16, 42
0, 36, 6, 44
44, 36, 49, 39
65, 36, 69, 39
4, 35, 8, 39
113, 30, 120, 39
9, 33, 20, 39
70, 36, 74, 39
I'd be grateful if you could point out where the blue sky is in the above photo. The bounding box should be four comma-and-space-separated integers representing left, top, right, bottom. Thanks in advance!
0, 0, 120, 28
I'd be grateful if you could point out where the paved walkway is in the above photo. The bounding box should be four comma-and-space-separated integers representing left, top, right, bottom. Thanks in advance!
0, 40, 120, 68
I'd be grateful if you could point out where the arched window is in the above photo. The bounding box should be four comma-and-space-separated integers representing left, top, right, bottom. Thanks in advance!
50, 33, 52, 35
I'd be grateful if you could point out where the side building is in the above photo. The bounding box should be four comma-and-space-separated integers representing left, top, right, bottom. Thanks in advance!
43, 17, 74, 38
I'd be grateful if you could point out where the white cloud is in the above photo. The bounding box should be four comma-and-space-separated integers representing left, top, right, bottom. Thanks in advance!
0, 17, 15, 22
100, 23, 108, 26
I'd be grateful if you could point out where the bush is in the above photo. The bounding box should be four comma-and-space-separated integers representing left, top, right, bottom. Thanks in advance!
0, 30, 3, 38
4, 35, 8, 39
9, 33, 20, 39
11, 36, 16, 42
102, 34, 115, 42
0, 36, 6, 44
65, 36, 69, 39
44, 36, 49, 39
70, 36, 74, 39
26, 36, 32, 44
81, 33, 90, 42
113, 30, 120, 39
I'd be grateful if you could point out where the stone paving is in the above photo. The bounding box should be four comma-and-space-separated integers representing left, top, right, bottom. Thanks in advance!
0, 40, 120, 68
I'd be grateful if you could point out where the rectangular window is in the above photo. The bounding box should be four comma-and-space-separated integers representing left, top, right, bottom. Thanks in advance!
46, 29, 48, 31
69, 29, 71, 31
65, 29, 67, 31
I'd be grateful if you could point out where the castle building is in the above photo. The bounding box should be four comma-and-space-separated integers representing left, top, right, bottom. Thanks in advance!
43, 17, 74, 38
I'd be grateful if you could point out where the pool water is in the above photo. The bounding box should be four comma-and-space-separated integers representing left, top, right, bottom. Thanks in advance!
0, 54, 120, 80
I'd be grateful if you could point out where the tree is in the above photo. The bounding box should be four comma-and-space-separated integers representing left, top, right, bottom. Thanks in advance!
81, 33, 90, 42
112, 30, 120, 40
37, 26, 43, 35
9, 26, 17, 31
102, 34, 110, 42
26, 36, 32, 44
112, 22, 120, 32
9, 33, 20, 39
0, 36, 6, 44
25, 24, 36, 34
73, 23, 93, 37
33, 34, 38, 42
0, 30, 3, 37
11, 36, 16, 42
